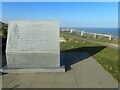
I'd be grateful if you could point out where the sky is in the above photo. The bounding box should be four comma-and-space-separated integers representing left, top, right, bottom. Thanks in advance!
2, 2, 118, 28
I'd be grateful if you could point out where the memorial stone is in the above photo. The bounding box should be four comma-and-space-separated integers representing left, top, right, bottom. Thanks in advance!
4, 21, 65, 72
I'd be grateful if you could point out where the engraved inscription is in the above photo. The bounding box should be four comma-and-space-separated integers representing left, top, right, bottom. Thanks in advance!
18, 23, 50, 50
7, 21, 59, 51
9, 24, 19, 49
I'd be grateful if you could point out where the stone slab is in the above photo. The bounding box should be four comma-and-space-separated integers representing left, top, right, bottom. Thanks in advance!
1, 66, 65, 73
5, 20, 65, 72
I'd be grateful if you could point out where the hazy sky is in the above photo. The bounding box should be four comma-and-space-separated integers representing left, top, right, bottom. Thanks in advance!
2, 2, 118, 28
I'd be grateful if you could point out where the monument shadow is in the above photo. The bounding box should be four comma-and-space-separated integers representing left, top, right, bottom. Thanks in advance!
2, 43, 107, 73
60, 46, 107, 71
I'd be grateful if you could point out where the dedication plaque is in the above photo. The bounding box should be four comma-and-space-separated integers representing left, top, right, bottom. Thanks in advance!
5, 21, 65, 72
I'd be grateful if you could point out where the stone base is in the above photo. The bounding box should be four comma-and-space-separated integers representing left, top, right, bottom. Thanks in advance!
0, 66, 65, 73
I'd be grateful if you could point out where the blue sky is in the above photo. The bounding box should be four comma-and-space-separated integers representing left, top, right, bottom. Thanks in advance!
2, 2, 118, 28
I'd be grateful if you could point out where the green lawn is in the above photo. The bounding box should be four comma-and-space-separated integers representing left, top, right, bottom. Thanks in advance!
60, 32, 119, 80
61, 31, 118, 45
93, 47, 118, 80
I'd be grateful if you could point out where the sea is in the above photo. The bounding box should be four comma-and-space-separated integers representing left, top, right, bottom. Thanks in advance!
74, 27, 118, 37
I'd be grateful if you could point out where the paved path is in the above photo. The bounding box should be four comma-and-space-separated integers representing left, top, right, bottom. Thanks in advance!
62, 34, 118, 49
2, 52, 118, 88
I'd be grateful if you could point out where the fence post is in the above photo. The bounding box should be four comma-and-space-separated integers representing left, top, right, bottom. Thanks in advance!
94, 33, 97, 38
109, 35, 112, 40
81, 31, 84, 36
70, 29, 73, 33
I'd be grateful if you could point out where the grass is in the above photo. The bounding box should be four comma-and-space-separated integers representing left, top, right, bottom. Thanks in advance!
60, 31, 119, 80
93, 47, 118, 80
83, 35, 118, 44
61, 31, 118, 45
